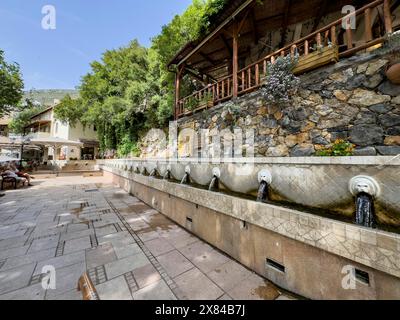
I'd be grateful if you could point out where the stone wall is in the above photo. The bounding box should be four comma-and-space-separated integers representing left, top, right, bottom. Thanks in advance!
98, 157, 400, 229
101, 165, 400, 300
174, 51, 400, 158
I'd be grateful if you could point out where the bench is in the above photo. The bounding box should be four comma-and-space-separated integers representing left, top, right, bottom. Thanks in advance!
1, 174, 27, 190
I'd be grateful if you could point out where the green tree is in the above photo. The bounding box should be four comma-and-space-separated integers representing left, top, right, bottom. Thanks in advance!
54, 94, 85, 126
77, 40, 150, 151
52, 0, 231, 156
9, 102, 44, 135
0, 50, 24, 117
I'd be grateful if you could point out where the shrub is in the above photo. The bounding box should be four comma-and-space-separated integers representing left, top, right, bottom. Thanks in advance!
261, 55, 300, 105
316, 139, 355, 157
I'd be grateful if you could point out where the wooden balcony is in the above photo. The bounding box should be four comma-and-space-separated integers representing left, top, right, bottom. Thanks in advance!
175, 0, 394, 119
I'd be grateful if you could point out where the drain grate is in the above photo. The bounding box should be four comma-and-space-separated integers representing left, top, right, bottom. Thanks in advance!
90, 234, 98, 248
88, 265, 107, 285
124, 272, 139, 294
55, 241, 65, 257
113, 223, 126, 233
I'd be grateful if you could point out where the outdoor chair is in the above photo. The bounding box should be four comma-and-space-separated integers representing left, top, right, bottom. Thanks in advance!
0, 173, 27, 190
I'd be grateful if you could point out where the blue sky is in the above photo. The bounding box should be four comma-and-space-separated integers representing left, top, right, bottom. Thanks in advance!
0, 0, 192, 90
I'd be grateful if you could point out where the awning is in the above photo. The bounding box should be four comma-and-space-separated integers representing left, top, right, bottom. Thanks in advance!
30, 137, 84, 148
80, 139, 100, 147
0, 155, 20, 163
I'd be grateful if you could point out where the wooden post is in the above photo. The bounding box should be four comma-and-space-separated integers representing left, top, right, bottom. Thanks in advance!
346, 18, 353, 49
330, 25, 337, 46
304, 40, 309, 56
365, 8, 373, 42
383, 0, 393, 34
255, 64, 259, 86
316, 33, 322, 47
232, 21, 239, 98
290, 45, 297, 57
174, 65, 184, 119
174, 72, 179, 120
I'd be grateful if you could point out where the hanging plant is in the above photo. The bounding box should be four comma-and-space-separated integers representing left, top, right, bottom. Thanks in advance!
260, 55, 300, 106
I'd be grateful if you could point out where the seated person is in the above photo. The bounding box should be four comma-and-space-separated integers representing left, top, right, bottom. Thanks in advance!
10, 162, 32, 187
3, 165, 31, 186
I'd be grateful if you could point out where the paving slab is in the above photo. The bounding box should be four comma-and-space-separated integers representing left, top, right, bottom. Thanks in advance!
34, 251, 86, 276
105, 252, 150, 280
97, 276, 133, 300
179, 241, 230, 273
132, 280, 176, 300
0, 263, 36, 295
64, 236, 92, 254
145, 238, 175, 257
174, 268, 224, 300
207, 260, 253, 292
227, 273, 280, 300
1, 247, 56, 271
86, 243, 117, 269
113, 243, 142, 260
132, 263, 162, 289
157, 250, 195, 279
0, 284, 46, 300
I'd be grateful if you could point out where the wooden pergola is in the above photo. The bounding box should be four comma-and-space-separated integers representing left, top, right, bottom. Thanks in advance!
169, 0, 397, 119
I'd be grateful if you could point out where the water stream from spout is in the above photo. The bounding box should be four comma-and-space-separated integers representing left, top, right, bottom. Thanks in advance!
355, 192, 375, 228
164, 170, 171, 180
181, 173, 190, 185
150, 169, 157, 177
257, 181, 269, 202
209, 176, 219, 191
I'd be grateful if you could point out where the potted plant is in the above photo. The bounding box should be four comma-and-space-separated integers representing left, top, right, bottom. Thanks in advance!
293, 42, 339, 75
384, 32, 400, 84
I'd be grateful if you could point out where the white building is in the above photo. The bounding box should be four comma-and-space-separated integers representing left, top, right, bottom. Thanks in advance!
25, 105, 99, 161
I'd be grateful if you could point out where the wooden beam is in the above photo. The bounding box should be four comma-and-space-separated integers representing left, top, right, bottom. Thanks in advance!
187, 67, 218, 83
174, 65, 185, 120
232, 21, 239, 98
250, 9, 259, 44
185, 69, 206, 85
365, 7, 373, 42
220, 34, 232, 56
279, 0, 291, 48
384, 0, 393, 34
238, 8, 251, 34
177, 0, 254, 67
199, 52, 216, 66
312, 0, 329, 32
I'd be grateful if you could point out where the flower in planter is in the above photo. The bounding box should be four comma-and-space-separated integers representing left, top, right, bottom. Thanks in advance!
260, 55, 300, 106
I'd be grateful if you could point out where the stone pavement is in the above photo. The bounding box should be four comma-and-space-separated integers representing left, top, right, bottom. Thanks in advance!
0, 176, 293, 300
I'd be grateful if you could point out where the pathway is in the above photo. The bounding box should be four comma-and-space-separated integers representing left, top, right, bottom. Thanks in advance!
0, 176, 293, 300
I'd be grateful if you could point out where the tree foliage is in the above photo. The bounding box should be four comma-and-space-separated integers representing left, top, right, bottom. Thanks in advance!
54, 94, 84, 126
9, 102, 44, 135
0, 50, 24, 117
53, 0, 230, 156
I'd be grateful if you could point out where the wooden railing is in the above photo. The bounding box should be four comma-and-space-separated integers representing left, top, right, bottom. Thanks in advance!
176, 0, 391, 118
